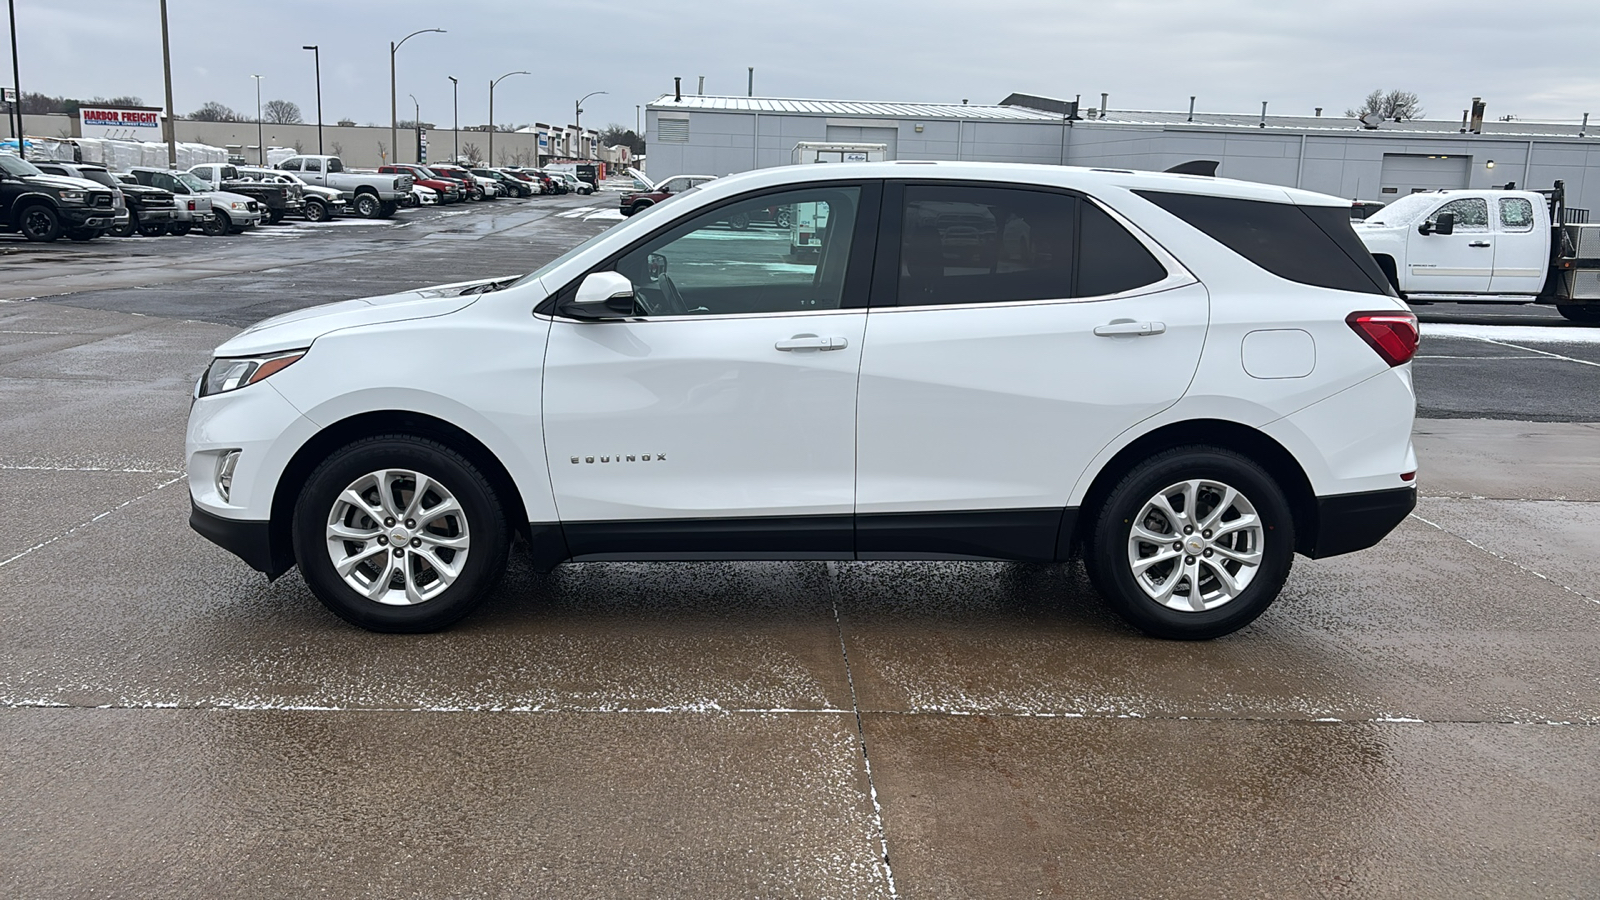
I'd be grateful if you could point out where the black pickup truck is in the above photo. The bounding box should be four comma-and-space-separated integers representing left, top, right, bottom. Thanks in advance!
188, 163, 303, 224
33, 160, 178, 237
0, 153, 120, 241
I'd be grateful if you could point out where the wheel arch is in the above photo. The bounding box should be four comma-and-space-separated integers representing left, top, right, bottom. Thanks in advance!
9, 192, 60, 226
1068, 418, 1319, 558
269, 409, 533, 576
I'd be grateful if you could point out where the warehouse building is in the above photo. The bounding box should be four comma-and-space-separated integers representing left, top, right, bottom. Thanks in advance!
644, 93, 1600, 211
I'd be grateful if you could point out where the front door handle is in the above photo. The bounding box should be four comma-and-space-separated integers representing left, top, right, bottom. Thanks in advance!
775, 334, 848, 351
1093, 320, 1166, 337
1467, 240, 1492, 248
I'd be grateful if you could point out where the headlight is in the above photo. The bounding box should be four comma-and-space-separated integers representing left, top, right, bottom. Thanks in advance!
198, 350, 306, 397
59, 190, 86, 203
230, 201, 246, 210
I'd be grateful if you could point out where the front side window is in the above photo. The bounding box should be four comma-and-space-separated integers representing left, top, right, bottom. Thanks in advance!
1499, 197, 1535, 232
895, 185, 1077, 306
325, 158, 343, 173
1429, 197, 1489, 231
608, 185, 862, 318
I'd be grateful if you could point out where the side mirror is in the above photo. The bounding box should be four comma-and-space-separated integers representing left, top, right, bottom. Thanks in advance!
647, 252, 667, 280
558, 271, 636, 320
1420, 212, 1455, 236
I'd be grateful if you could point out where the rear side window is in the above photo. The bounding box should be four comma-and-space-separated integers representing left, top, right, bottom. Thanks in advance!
897, 185, 1077, 306
280, 158, 301, 171
1077, 202, 1168, 297
1135, 190, 1394, 296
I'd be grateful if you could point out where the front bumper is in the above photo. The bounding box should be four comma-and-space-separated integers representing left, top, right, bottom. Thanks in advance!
60, 206, 116, 229
189, 501, 291, 578
138, 207, 177, 223
1304, 486, 1417, 559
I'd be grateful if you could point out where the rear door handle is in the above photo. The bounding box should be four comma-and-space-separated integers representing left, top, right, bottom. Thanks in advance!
1467, 240, 1492, 248
775, 334, 848, 351
1093, 320, 1166, 337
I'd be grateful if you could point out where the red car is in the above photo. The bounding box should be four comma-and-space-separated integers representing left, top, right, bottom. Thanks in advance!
620, 173, 717, 216
377, 165, 465, 204
428, 164, 490, 201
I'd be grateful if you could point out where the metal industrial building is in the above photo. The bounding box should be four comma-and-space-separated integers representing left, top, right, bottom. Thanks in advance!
644, 93, 1600, 211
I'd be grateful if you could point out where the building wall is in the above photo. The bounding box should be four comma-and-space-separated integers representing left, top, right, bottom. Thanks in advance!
10, 113, 547, 168
646, 108, 1600, 213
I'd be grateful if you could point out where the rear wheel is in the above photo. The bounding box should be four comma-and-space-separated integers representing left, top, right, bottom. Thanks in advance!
1086, 447, 1294, 640
353, 192, 381, 218
1556, 303, 1600, 324
378, 200, 399, 218
168, 221, 191, 236
728, 212, 751, 230
266, 208, 284, 225
292, 435, 510, 633
66, 227, 102, 241
19, 204, 62, 242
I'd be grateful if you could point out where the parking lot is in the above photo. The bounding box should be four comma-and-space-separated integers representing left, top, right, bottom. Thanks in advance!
2, 194, 1598, 897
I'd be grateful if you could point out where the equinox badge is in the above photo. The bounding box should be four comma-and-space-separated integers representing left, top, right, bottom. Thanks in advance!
572, 454, 666, 464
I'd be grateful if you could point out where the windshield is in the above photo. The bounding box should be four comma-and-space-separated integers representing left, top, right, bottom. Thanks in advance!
0, 154, 43, 177
1362, 192, 1441, 227
78, 169, 119, 188
176, 172, 210, 192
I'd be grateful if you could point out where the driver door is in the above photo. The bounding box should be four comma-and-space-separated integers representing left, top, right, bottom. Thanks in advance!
1406, 196, 1494, 293
541, 182, 879, 558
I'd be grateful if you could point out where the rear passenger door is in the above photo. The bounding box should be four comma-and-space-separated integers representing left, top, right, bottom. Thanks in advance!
1488, 195, 1547, 295
853, 182, 1208, 560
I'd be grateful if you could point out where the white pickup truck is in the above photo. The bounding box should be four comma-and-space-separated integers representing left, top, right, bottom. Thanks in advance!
1354, 181, 1600, 323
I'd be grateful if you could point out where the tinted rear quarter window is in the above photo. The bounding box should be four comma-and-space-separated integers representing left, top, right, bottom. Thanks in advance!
1135, 190, 1393, 296
1077, 202, 1169, 296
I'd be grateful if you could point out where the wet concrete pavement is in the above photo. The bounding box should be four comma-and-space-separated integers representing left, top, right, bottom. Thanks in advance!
2, 201, 1598, 897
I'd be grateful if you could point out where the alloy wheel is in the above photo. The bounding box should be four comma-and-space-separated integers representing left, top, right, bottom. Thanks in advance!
324, 469, 470, 606
1125, 479, 1264, 612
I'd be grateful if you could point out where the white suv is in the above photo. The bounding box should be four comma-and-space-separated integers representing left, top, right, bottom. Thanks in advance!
187, 162, 1419, 638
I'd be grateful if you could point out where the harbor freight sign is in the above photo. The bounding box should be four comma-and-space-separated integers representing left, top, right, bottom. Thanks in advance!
79, 106, 165, 140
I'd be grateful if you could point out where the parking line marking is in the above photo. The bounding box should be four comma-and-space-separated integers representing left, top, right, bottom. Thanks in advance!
0, 476, 182, 572
0, 464, 182, 474
1472, 339, 1600, 369
1409, 512, 1598, 606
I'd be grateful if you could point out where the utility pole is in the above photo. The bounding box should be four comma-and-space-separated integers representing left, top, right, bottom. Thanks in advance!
252, 74, 264, 165
7, 0, 22, 148
303, 45, 322, 155
158, 0, 177, 166
489, 70, 529, 165
447, 76, 458, 163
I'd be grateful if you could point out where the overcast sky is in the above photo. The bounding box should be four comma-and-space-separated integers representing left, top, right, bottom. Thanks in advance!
8, 0, 1600, 129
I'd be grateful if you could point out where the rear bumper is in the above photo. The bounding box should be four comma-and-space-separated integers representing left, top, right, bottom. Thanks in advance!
189, 501, 291, 578
1304, 486, 1416, 559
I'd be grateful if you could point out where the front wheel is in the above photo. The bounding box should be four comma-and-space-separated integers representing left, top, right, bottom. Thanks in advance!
303, 199, 331, 222
110, 213, 138, 238
19, 204, 62, 242
1556, 303, 1600, 324
66, 227, 101, 241
1086, 447, 1294, 640
292, 435, 510, 633
266, 208, 284, 225
168, 221, 191, 236
203, 212, 230, 236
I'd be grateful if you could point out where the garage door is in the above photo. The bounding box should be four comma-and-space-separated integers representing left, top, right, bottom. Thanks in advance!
1379, 154, 1469, 196
825, 125, 898, 160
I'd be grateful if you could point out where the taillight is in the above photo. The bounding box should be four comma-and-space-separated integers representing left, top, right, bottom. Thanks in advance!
187, 200, 197, 211
1346, 311, 1419, 366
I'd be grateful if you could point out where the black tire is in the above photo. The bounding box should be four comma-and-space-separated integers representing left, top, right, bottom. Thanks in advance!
66, 227, 101, 241
266, 208, 284, 225
110, 212, 138, 238
353, 192, 381, 218
18, 204, 62, 242
168, 221, 191, 236
292, 435, 510, 633
378, 200, 399, 218
630, 201, 652, 216
775, 208, 792, 228
203, 211, 230, 236
1556, 303, 1600, 324
728, 212, 751, 231
303, 199, 331, 222
1085, 446, 1294, 640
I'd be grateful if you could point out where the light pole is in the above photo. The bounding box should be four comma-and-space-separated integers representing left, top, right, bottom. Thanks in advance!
488, 70, 528, 166
158, 0, 176, 166
302, 45, 322, 155
390, 28, 444, 164
9, 0, 24, 151
576, 89, 606, 157
447, 75, 458, 163
251, 74, 264, 165
408, 93, 420, 163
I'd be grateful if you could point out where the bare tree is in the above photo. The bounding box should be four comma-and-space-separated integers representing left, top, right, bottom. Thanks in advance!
1346, 89, 1424, 122
330, 140, 344, 157
292, 139, 305, 154
189, 100, 240, 122
377, 140, 388, 163
461, 141, 481, 164
263, 99, 303, 125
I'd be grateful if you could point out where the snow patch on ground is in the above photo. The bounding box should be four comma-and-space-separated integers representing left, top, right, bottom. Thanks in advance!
1422, 323, 1600, 344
